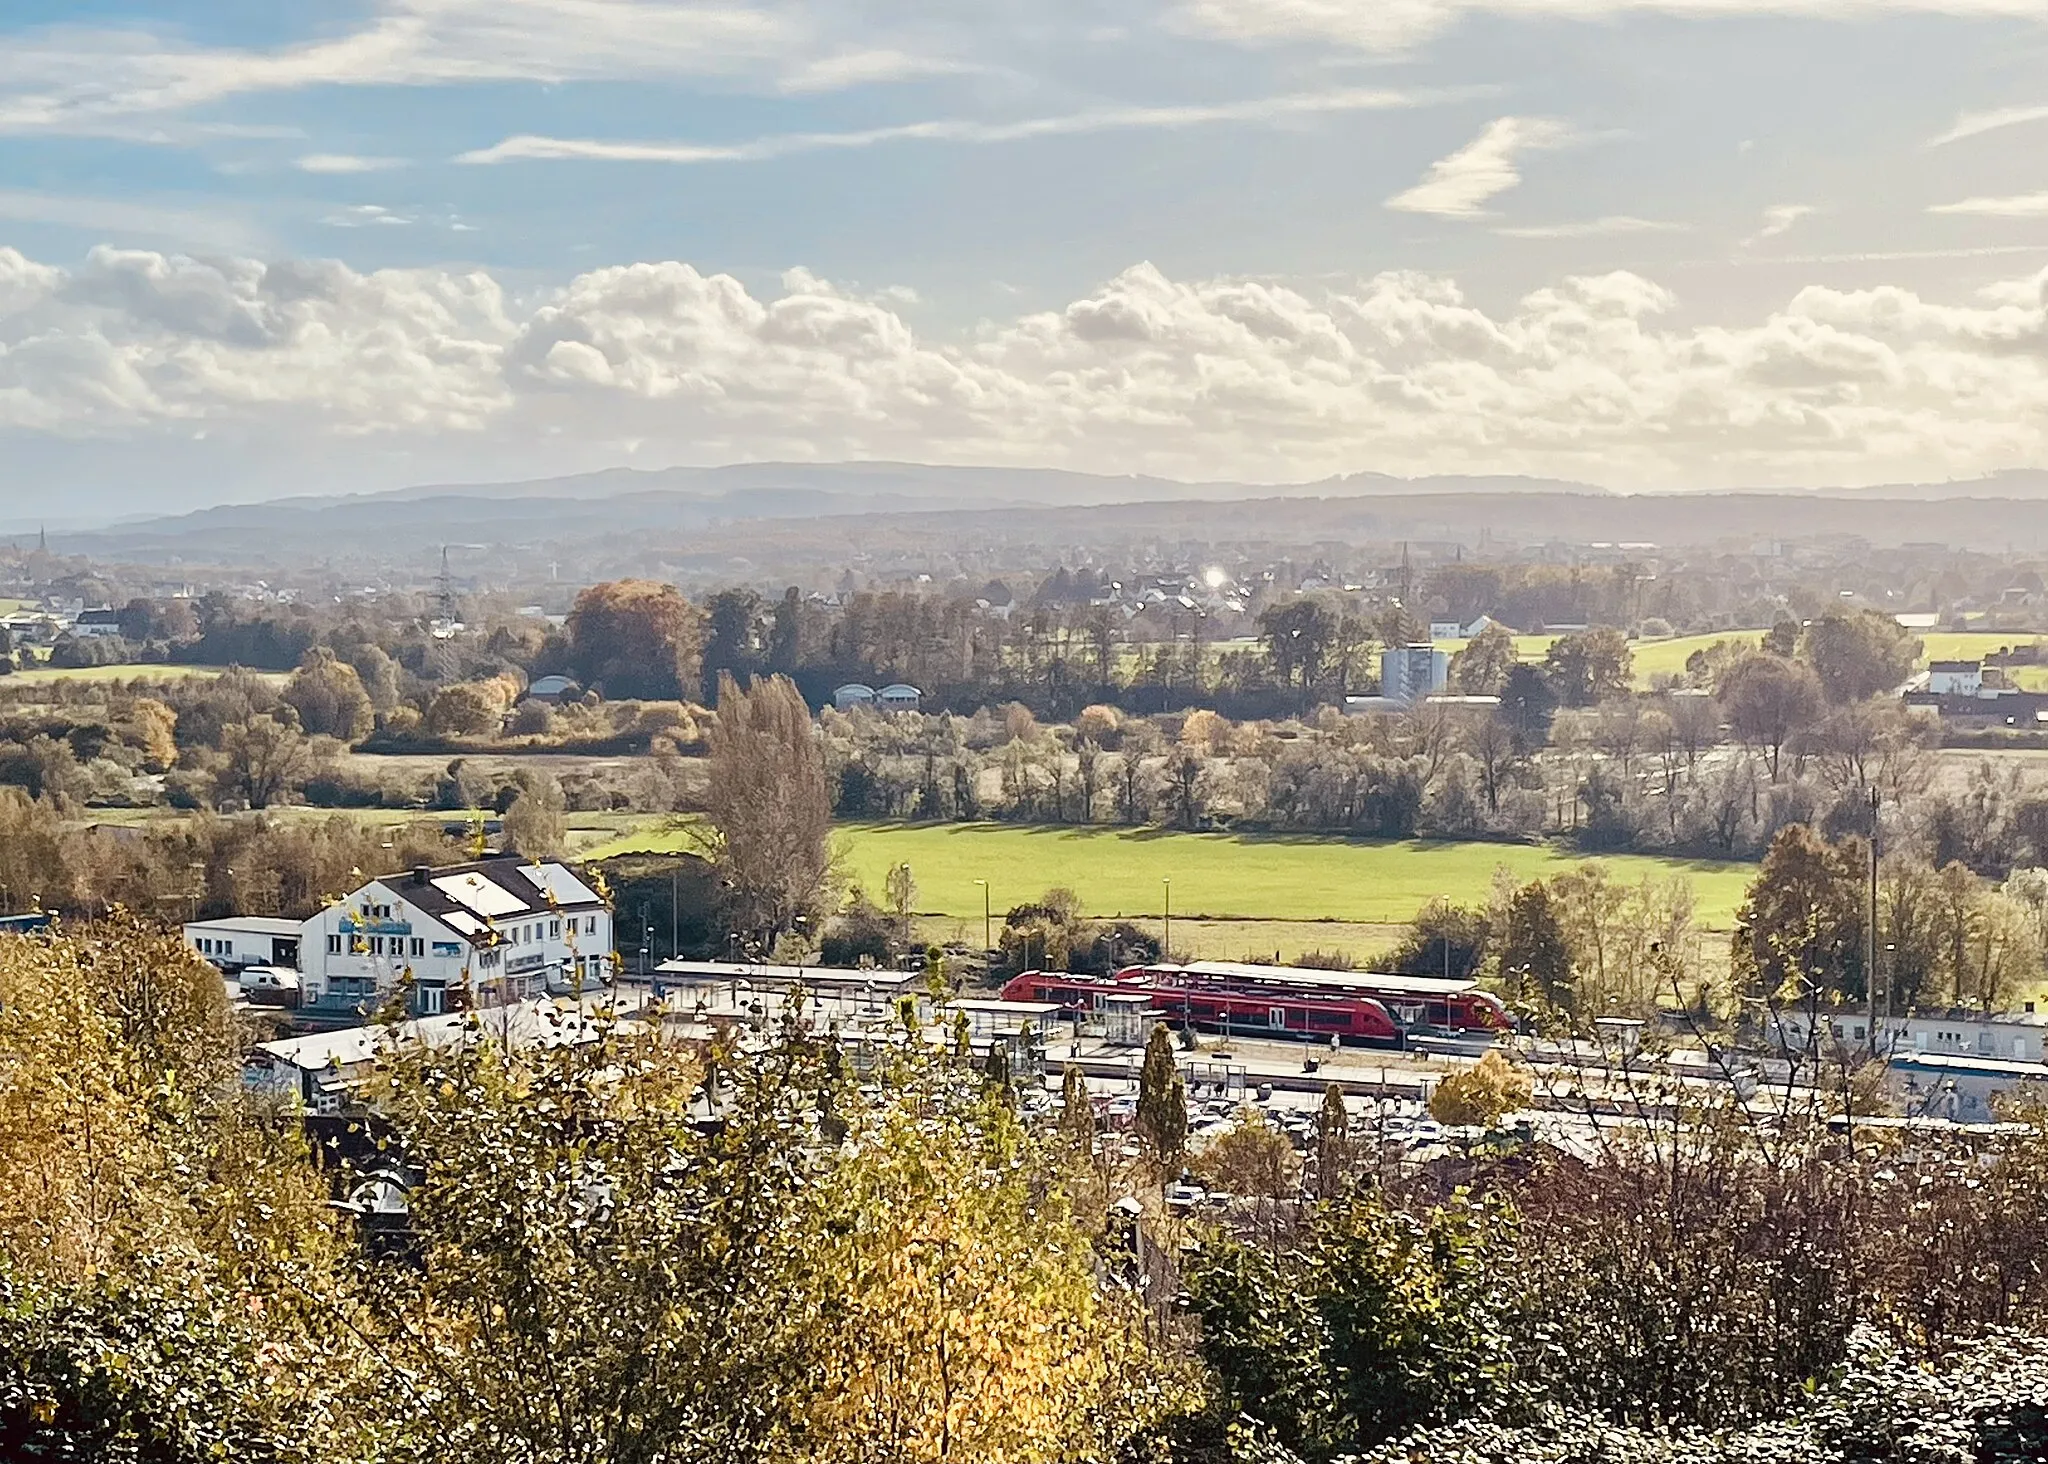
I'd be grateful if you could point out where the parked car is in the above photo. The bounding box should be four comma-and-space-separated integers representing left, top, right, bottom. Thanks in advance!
238, 966, 301, 1008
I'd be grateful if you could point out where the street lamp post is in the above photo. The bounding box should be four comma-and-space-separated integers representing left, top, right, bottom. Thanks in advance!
1162, 877, 1172, 964
1867, 786, 1880, 1061
974, 878, 992, 959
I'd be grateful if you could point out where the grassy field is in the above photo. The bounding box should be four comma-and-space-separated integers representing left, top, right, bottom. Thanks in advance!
586, 819, 1757, 931
1424, 626, 2048, 690
1431, 631, 1762, 688
2, 663, 285, 687
1919, 631, 2048, 662
910, 912, 1410, 965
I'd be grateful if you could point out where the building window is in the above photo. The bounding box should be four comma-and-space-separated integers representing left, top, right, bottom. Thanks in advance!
550, 919, 561, 939
411, 937, 424, 958
327, 934, 342, 955
586, 915, 597, 934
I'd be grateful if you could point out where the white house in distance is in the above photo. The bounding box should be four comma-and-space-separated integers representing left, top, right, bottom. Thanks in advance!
301, 855, 614, 1017
833, 682, 923, 712
72, 607, 125, 638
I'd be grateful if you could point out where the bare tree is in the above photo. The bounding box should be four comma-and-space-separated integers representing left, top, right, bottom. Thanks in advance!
1719, 654, 1823, 782
214, 709, 311, 810
705, 673, 834, 942
1666, 691, 1722, 776
1465, 713, 1516, 815
1399, 699, 1457, 794
1075, 737, 1102, 823
503, 773, 568, 859
1592, 697, 1646, 779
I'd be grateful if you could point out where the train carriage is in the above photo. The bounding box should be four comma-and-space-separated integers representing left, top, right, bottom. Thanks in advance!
1003, 968, 1402, 1043
1000, 959, 1508, 1043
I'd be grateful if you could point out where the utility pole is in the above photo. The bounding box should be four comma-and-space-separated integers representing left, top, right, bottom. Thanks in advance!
974, 878, 992, 959
1868, 785, 1881, 1061
1163, 877, 1172, 964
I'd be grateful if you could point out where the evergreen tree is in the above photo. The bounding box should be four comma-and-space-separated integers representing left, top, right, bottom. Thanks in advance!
1499, 880, 1575, 1015
1061, 1064, 1095, 1148
1135, 1023, 1187, 1168
1315, 1083, 1352, 1199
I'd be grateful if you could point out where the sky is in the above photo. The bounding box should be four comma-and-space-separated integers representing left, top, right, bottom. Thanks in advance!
3, 0, 2048, 516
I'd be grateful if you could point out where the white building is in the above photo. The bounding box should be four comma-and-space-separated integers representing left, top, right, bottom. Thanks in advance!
1379, 644, 1450, 703
877, 682, 923, 712
833, 682, 878, 711
1770, 1005, 2048, 1063
71, 607, 125, 639
183, 915, 304, 973
301, 856, 614, 1017
1927, 659, 1985, 696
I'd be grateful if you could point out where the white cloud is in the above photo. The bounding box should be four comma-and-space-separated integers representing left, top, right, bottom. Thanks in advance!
320, 204, 414, 228
296, 153, 409, 174
1735, 202, 1817, 248
1386, 116, 1571, 219
0, 2, 848, 136
1929, 193, 2048, 218
1928, 104, 2048, 148
1750, 244, 2048, 264
1755, 203, 1815, 239
458, 86, 1451, 165
5, 244, 2048, 489
1495, 215, 1685, 238
1179, 0, 2048, 53
776, 47, 964, 93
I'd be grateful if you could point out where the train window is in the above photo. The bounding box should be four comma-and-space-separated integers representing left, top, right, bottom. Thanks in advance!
1310, 1011, 1350, 1029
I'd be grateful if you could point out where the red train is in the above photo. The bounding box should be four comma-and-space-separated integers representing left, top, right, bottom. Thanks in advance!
1000, 960, 1510, 1044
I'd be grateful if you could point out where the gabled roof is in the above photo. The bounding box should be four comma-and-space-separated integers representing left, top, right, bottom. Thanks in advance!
365, 855, 605, 945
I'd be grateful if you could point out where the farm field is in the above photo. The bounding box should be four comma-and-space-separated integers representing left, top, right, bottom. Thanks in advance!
910, 913, 1410, 966
2, 663, 285, 687
1424, 627, 2048, 690
586, 819, 1757, 931
1430, 630, 1762, 688
1919, 631, 2048, 662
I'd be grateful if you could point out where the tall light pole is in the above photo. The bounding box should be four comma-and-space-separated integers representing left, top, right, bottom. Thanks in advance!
1868, 786, 1881, 1061
1162, 877, 1172, 963
973, 878, 992, 959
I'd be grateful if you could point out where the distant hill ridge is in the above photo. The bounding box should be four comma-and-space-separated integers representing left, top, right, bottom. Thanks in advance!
29, 460, 2048, 563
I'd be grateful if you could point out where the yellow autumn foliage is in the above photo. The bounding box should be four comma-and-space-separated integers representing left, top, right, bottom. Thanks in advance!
806, 1074, 1180, 1463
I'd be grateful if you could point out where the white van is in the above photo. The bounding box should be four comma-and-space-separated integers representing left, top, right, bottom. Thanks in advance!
238, 966, 303, 1008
